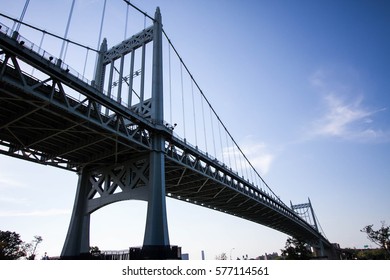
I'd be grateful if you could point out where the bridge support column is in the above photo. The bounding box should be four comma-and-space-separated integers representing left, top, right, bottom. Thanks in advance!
311, 240, 325, 258
132, 7, 179, 260
61, 168, 91, 259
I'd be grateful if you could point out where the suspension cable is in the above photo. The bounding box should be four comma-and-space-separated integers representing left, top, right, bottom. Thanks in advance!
0, 12, 98, 52
14, 0, 30, 32
122, 0, 154, 22
59, 0, 76, 61
97, 0, 107, 49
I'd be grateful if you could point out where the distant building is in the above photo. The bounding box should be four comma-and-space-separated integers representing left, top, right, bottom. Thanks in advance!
256, 252, 279, 260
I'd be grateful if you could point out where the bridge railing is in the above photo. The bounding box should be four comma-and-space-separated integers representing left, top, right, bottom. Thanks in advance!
167, 133, 287, 208
0, 21, 138, 112
3, 26, 92, 86
100, 250, 130, 260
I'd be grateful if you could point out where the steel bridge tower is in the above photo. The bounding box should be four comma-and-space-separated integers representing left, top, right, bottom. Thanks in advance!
291, 198, 328, 258
61, 8, 178, 259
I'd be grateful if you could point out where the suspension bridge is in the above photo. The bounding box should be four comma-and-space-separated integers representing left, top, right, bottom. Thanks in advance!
0, 1, 336, 259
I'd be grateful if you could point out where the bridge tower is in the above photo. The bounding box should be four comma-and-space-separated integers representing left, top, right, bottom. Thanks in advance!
61, 7, 178, 259
290, 198, 327, 258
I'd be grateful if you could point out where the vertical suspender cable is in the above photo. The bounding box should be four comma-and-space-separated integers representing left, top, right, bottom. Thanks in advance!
63, 41, 70, 61
59, 0, 76, 61
124, 4, 129, 39
80, 47, 89, 100
191, 80, 198, 147
180, 63, 186, 140
168, 44, 173, 125
140, 43, 146, 105
31, 31, 45, 75
209, 107, 216, 157
218, 121, 225, 164
128, 50, 135, 107
105, 61, 114, 115
245, 160, 250, 183
82, 48, 89, 77
232, 139, 238, 175
225, 129, 231, 169
201, 95, 207, 154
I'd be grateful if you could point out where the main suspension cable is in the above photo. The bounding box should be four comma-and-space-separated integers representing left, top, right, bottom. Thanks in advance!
122, 0, 154, 22
59, 0, 76, 61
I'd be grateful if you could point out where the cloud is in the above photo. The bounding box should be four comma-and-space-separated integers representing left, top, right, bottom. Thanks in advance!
308, 68, 389, 142
313, 94, 385, 138
0, 208, 70, 217
241, 142, 274, 175
223, 138, 275, 176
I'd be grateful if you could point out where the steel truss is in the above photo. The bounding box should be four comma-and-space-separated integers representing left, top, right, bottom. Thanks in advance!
0, 30, 167, 171
86, 156, 150, 213
164, 137, 326, 243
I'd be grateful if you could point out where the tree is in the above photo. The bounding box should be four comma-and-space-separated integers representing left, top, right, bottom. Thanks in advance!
281, 237, 312, 260
90, 246, 101, 257
25, 235, 43, 260
215, 252, 228, 260
0, 230, 27, 260
361, 221, 390, 258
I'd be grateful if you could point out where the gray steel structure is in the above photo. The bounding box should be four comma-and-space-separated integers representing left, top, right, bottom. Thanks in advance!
0, 8, 335, 258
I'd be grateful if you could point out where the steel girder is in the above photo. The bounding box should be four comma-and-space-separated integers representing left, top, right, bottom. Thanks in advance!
103, 26, 154, 65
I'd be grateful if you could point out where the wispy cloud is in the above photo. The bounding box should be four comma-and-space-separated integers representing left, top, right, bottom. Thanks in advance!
0, 208, 70, 217
223, 137, 275, 176
308, 68, 389, 142
241, 141, 274, 175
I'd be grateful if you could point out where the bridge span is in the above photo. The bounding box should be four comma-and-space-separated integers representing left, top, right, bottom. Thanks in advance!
0, 5, 335, 259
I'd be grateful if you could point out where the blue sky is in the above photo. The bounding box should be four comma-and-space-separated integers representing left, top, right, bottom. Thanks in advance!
1, 0, 389, 260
